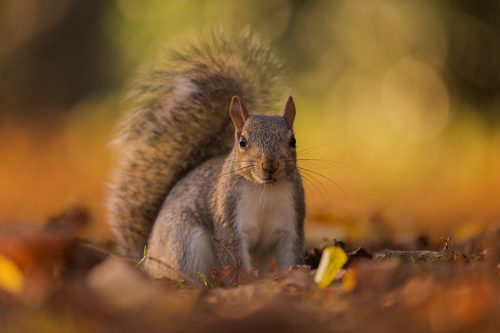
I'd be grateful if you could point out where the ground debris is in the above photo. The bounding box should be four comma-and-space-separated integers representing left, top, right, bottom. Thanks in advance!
1, 207, 499, 333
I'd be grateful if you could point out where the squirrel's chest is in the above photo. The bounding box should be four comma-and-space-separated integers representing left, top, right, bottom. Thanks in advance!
236, 181, 297, 250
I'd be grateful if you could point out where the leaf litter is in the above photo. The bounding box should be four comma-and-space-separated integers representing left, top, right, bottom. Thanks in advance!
0, 206, 499, 333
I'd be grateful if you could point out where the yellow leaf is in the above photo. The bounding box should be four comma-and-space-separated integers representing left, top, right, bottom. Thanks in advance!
0, 255, 25, 294
314, 246, 348, 288
341, 269, 357, 293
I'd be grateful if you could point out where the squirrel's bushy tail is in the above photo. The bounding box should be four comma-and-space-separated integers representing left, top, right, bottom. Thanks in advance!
107, 30, 285, 259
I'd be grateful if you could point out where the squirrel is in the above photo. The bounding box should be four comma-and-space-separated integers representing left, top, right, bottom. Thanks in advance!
107, 31, 305, 282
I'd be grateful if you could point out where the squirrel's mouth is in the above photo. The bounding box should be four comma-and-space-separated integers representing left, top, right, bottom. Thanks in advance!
261, 177, 277, 184
247, 168, 284, 185
253, 173, 278, 184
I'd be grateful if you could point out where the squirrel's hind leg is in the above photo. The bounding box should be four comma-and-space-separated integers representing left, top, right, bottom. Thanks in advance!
144, 216, 218, 284
182, 226, 219, 282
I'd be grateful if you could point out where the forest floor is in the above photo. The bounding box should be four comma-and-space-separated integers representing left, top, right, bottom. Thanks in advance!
1, 206, 499, 333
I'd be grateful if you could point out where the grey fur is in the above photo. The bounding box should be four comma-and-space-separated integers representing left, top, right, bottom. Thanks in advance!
107, 31, 305, 282
144, 121, 305, 281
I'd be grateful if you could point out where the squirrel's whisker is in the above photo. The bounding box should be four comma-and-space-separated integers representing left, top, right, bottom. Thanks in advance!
296, 158, 359, 170
299, 172, 324, 196
302, 171, 328, 194
295, 144, 336, 155
281, 160, 328, 195
296, 167, 346, 197
215, 166, 253, 180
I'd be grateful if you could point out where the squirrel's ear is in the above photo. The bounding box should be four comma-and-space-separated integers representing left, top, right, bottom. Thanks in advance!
283, 96, 296, 128
229, 96, 248, 136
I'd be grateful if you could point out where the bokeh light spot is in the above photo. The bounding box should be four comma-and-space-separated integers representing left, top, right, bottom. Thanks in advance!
382, 58, 450, 142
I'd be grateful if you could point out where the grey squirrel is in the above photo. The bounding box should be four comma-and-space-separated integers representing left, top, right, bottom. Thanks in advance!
107, 31, 305, 282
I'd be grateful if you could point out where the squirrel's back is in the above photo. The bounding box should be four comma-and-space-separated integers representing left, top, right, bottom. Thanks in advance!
107, 31, 285, 259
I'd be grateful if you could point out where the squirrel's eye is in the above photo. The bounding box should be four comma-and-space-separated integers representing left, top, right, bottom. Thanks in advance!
289, 135, 296, 148
239, 136, 248, 149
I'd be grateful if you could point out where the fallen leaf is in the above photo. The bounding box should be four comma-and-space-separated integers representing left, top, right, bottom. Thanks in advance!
0, 254, 24, 294
340, 269, 356, 293
314, 246, 348, 288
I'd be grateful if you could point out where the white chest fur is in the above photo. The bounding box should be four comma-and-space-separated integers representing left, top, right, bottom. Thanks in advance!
236, 180, 297, 270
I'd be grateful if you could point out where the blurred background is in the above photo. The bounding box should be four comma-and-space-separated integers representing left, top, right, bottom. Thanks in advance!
0, 0, 498, 244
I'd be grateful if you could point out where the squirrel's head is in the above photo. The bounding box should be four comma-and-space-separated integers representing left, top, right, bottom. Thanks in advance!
229, 96, 297, 185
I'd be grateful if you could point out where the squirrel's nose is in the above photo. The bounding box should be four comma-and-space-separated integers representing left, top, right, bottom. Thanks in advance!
260, 159, 279, 174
